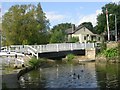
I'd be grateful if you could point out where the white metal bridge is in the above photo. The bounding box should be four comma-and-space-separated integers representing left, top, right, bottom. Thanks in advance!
0, 43, 95, 59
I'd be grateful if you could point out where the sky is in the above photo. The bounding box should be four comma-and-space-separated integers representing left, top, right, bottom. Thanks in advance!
0, 0, 119, 28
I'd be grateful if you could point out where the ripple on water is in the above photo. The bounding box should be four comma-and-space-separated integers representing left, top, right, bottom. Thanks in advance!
20, 63, 112, 88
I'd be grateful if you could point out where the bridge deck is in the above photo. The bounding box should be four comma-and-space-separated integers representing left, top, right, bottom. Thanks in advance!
0, 52, 24, 57
1, 43, 95, 59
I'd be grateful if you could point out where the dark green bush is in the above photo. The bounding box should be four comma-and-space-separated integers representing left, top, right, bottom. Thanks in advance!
118, 42, 120, 61
68, 37, 79, 43
29, 57, 41, 68
66, 54, 75, 62
102, 48, 118, 59
100, 40, 106, 53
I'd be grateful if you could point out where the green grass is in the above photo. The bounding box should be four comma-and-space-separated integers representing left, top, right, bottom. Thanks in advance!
102, 48, 118, 59
66, 54, 75, 62
28, 57, 47, 68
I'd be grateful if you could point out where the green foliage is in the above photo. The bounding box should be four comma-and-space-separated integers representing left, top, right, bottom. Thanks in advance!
29, 57, 47, 68
100, 39, 106, 52
118, 42, 120, 60
49, 29, 66, 43
29, 57, 41, 68
95, 3, 120, 35
2, 3, 50, 45
66, 54, 75, 62
68, 36, 79, 43
49, 23, 72, 43
102, 48, 118, 59
51, 23, 72, 33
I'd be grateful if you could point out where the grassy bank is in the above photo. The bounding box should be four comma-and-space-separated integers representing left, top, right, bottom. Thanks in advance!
97, 42, 120, 62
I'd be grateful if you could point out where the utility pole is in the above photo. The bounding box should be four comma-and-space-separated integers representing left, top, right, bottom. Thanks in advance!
0, 30, 2, 52
109, 14, 117, 41
115, 15, 117, 41
106, 8, 110, 41
0, 7, 1, 52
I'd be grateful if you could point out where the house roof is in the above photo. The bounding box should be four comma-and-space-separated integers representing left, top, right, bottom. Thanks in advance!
65, 25, 84, 34
66, 25, 97, 35
66, 28, 73, 34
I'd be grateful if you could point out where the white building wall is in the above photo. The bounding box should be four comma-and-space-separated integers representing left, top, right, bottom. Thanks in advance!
68, 27, 102, 43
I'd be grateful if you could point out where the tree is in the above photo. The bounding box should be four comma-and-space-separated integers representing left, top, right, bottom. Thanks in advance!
49, 23, 72, 43
49, 29, 65, 43
68, 36, 79, 43
36, 3, 50, 33
95, 3, 120, 35
2, 3, 50, 45
51, 23, 72, 33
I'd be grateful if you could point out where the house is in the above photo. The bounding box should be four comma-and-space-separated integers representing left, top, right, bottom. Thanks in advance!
66, 24, 102, 43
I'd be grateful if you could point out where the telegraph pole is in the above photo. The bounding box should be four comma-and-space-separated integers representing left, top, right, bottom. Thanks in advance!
0, 7, 1, 52
115, 15, 117, 41
109, 14, 117, 41
0, 30, 1, 52
106, 8, 110, 41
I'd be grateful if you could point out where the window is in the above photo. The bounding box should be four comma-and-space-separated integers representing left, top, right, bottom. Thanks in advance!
84, 36, 86, 40
87, 34, 89, 37
98, 37, 101, 41
84, 27, 85, 31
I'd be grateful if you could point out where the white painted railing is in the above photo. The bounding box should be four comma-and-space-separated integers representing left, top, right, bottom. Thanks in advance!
27, 46, 38, 59
32, 43, 95, 53
1, 43, 95, 59
10, 45, 28, 53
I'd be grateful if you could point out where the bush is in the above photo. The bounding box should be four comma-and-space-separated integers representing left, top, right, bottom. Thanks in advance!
68, 36, 79, 43
102, 48, 118, 59
118, 42, 120, 61
100, 40, 106, 53
29, 57, 41, 68
66, 54, 75, 62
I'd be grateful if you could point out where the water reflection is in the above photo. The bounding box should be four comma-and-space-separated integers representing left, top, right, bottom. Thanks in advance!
56, 64, 59, 78
19, 62, 98, 88
19, 62, 120, 89
96, 62, 120, 89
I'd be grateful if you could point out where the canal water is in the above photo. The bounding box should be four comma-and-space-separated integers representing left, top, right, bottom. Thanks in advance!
19, 62, 120, 89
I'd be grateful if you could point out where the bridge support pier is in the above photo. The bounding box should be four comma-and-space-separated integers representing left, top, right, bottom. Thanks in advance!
36, 53, 38, 59
85, 48, 96, 60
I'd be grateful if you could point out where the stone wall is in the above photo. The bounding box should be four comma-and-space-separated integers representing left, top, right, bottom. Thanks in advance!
85, 48, 96, 59
107, 42, 118, 49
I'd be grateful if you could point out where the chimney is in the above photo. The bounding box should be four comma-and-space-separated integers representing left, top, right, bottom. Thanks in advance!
72, 24, 75, 33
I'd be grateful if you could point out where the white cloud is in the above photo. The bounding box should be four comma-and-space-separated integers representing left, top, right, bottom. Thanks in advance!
96, 9, 102, 15
45, 11, 65, 21
77, 14, 97, 26
45, 9, 103, 28
112, 0, 120, 3
77, 9, 102, 27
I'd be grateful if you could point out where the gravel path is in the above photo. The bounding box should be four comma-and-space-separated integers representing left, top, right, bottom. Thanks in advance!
0, 58, 2, 90
1, 55, 31, 89
2, 73, 20, 88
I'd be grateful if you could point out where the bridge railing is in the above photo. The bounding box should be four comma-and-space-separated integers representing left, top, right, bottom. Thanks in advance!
27, 45, 37, 54
27, 45, 38, 59
7, 45, 38, 59
31, 43, 95, 53
10, 45, 28, 53
2, 43, 95, 55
